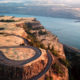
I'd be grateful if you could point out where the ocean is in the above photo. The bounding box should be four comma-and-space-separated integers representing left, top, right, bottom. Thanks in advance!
0, 13, 80, 49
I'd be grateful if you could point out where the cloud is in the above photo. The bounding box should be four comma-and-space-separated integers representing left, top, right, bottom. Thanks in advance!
24, 0, 80, 4
0, 0, 23, 3
0, 0, 80, 4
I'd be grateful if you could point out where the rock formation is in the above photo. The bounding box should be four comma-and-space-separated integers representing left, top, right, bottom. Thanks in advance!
0, 16, 69, 80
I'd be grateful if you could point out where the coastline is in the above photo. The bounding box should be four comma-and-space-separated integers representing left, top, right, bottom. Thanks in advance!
0, 14, 80, 49
0, 16, 69, 80
0, 16, 80, 80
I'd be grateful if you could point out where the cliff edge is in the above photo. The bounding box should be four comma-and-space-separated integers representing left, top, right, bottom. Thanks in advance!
0, 16, 68, 80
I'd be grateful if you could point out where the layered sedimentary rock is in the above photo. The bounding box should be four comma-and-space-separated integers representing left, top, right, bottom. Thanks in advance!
0, 16, 68, 80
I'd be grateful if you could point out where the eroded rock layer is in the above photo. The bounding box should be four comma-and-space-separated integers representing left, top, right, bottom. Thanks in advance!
0, 16, 68, 80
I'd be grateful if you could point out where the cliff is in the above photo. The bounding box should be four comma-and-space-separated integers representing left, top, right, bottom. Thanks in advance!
64, 45, 80, 80
0, 16, 68, 80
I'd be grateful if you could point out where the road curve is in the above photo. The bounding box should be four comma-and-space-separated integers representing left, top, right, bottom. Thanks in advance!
0, 33, 52, 79
0, 33, 42, 66
0, 46, 42, 66
30, 50, 52, 80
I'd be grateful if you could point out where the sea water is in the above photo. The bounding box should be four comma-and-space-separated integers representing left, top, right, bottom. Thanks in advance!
0, 13, 80, 49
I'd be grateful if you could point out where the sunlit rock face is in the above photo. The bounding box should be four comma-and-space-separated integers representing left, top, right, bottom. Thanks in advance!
0, 16, 68, 80
0, 16, 48, 80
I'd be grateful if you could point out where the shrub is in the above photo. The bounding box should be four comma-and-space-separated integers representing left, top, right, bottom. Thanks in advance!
51, 46, 54, 51
46, 77, 50, 80
26, 22, 32, 30
0, 19, 15, 22
32, 27, 44, 30
58, 58, 70, 67
0, 28, 5, 30
0, 15, 4, 17
50, 76, 53, 80
47, 45, 58, 56
27, 33, 40, 48
23, 23, 47, 49
39, 30, 47, 35
52, 63, 64, 76
52, 50, 59, 57
45, 76, 53, 80
40, 43, 46, 49
45, 75, 50, 80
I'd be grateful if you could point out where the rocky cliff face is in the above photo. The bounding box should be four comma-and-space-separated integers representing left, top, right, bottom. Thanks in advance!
22, 18, 69, 80
0, 16, 68, 80
24, 20, 65, 59
64, 45, 80, 80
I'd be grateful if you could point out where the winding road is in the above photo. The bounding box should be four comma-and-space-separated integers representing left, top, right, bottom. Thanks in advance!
30, 50, 52, 80
0, 33, 52, 80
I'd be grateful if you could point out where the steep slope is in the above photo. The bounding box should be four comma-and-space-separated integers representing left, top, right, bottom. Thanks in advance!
0, 16, 68, 80
64, 45, 80, 80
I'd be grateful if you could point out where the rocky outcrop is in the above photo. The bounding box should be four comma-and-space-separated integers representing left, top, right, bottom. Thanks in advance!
38, 50, 69, 80
24, 19, 65, 59
0, 16, 69, 80
22, 17, 68, 80
23, 59, 47, 80
0, 59, 47, 80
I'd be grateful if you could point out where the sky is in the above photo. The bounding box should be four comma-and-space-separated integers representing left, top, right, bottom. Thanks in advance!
0, 0, 80, 18
0, 0, 80, 8
0, 0, 80, 4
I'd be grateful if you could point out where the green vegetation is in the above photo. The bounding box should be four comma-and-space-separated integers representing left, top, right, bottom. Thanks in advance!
52, 50, 59, 57
20, 43, 25, 46
0, 19, 16, 22
27, 33, 46, 49
48, 45, 59, 57
52, 63, 64, 76
32, 27, 44, 30
38, 30, 47, 35
58, 58, 70, 67
0, 15, 4, 17
46, 76, 50, 80
0, 33, 10, 36
50, 76, 53, 80
45, 75, 53, 80
26, 22, 32, 30
0, 27, 5, 30
23, 24, 46, 49
26, 26, 58, 56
